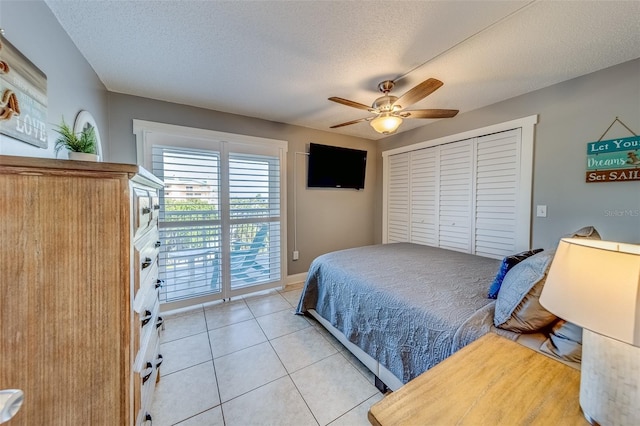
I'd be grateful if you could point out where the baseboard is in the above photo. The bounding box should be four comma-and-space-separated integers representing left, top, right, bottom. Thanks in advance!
285, 272, 307, 290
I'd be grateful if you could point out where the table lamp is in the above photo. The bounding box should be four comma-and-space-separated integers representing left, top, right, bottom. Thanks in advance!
540, 238, 640, 425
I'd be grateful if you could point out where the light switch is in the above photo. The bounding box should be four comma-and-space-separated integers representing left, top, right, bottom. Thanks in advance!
536, 205, 547, 217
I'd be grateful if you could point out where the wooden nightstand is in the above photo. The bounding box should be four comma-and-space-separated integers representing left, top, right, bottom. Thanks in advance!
368, 333, 589, 425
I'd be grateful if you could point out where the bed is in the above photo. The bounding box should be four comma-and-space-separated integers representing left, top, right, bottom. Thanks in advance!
295, 242, 527, 390
297, 243, 520, 389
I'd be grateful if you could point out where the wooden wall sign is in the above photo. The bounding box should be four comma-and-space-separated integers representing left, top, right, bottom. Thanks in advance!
586, 135, 640, 183
0, 34, 48, 148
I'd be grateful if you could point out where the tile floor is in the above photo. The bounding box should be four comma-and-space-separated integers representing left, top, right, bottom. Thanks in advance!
151, 287, 383, 426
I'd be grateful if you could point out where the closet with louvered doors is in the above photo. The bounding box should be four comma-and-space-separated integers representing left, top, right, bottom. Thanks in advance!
383, 127, 533, 259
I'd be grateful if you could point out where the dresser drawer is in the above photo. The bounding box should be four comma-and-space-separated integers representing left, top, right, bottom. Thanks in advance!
133, 261, 159, 314
150, 194, 160, 228
134, 227, 160, 291
135, 338, 162, 426
133, 187, 152, 237
134, 296, 161, 367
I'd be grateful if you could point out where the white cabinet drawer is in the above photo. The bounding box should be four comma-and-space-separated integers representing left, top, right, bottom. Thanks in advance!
134, 297, 161, 373
134, 227, 160, 292
133, 187, 152, 238
133, 261, 159, 314
135, 337, 162, 426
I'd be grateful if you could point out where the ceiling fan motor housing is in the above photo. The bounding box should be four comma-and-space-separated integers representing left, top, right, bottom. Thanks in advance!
372, 95, 399, 112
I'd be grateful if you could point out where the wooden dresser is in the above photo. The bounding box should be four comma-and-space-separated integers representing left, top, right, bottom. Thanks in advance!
0, 155, 164, 425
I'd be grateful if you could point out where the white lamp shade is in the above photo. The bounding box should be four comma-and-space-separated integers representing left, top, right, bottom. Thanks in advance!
370, 114, 402, 134
539, 238, 640, 346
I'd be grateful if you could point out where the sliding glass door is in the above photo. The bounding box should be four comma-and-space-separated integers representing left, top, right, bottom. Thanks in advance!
135, 121, 287, 309
153, 146, 223, 301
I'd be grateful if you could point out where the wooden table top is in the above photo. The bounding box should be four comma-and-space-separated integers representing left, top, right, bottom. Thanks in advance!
368, 333, 589, 426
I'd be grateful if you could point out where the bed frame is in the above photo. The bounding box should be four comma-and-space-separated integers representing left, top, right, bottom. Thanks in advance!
308, 309, 404, 391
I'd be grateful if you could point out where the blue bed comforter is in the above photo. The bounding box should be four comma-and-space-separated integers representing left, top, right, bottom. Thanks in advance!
296, 243, 507, 383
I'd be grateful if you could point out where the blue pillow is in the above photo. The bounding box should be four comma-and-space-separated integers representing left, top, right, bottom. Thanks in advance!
487, 249, 543, 299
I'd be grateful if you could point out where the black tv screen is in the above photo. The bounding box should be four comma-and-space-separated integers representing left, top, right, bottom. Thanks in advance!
307, 143, 367, 190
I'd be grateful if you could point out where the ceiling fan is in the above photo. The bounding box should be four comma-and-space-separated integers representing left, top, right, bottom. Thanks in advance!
329, 78, 458, 135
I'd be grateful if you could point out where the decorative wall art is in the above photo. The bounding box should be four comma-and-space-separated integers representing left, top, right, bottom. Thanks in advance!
586, 118, 639, 183
0, 33, 48, 148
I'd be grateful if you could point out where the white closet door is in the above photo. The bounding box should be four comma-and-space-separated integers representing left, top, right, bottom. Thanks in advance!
410, 147, 439, 246
474, 129, 521, 258
438, 140, 474, 253
387, 152, 410, 242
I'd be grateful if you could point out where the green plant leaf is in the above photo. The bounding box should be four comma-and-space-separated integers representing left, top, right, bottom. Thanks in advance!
54, 117, 97, 155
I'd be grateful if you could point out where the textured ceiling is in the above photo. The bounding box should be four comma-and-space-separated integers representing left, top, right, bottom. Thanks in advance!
45, 0, 640, 140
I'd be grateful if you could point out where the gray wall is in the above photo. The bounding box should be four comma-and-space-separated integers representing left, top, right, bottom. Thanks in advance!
378, 59, 640, 248
5, 0, 637, 276
0, 1, 108, 158
107, 92, 377, 275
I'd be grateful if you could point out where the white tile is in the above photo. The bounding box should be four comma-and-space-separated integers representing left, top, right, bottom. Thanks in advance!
161, 309, 207, 342
204, 299, 254, 330
280, 288, 303, 307
151, 361, 220, 426
159, 332, 212, 375
328, 393, 384, 426
245, 293, 291, 317
222, 376, 318, 426
162, 305, 204, 318
271, 327, 338, 373
175, 406, 224, 426
291, 353, 378, 425
340, 348, 376, 386
311, 320, 347, 351
208, 319, 267, 358
215, 342, 287, 402
255, 309, 311, 340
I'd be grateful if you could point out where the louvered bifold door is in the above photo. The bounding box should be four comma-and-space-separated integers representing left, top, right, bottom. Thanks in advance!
410, 148, 439, 246
438, 140, 474, 253
387, 152, 410, 242
474, 129, 521, 258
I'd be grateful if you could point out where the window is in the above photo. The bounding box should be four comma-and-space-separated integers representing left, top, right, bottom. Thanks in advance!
134, 120, 287, 309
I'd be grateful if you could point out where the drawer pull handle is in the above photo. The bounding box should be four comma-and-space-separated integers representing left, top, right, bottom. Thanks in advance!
144, 413, 152, 424
141, 310, 152, 327
154, 240, 161, 248
142, 207, 151, 214
155, 354, 164, 368
156, 316, 164, 330
155, 279, 164, 289
141, 362, 153, 384
153, 204, 160, 210
142, 257, 152, 269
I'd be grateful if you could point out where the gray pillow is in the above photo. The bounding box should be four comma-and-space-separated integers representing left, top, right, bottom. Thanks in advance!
540, 320, 583, 362
494, 250, 557, 332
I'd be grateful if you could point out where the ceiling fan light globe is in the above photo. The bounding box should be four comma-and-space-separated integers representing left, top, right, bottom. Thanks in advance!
370, 114, 403, 134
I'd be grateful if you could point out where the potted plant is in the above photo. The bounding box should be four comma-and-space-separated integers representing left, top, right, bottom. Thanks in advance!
54, 118, 98, 161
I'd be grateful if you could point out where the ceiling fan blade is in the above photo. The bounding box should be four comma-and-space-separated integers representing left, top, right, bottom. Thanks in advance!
394, 78, 444, 109
403, 109, 459, 119
329, 97, 374, 112
330, 117, 372, 128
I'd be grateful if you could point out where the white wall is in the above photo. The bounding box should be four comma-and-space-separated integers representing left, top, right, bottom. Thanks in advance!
378, 59, 640, 248
0, 1, 108, 159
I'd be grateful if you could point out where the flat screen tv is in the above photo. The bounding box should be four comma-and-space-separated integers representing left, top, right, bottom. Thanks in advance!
307, 143, 367, 190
